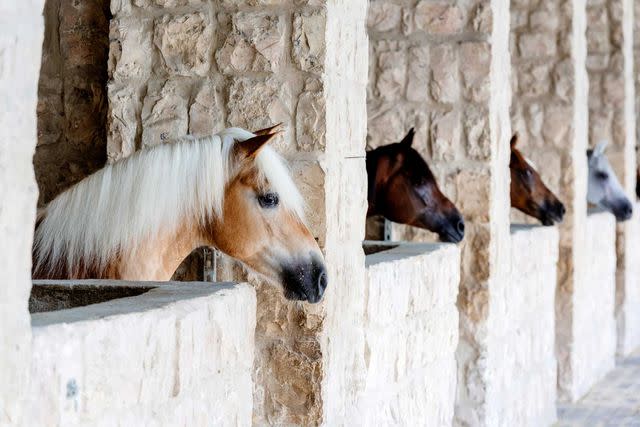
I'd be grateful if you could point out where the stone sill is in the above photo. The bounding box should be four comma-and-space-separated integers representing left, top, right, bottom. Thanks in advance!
31, 279, 246, 327
363, 240, 458, 267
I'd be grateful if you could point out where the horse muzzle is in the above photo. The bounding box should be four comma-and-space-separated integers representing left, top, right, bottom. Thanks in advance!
540, 200, 566, 226
281, 257, 328, 304
436, 212, 465, 243
608, 198, 633, 222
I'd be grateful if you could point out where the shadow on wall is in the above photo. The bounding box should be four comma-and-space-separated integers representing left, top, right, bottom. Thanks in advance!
35, 0, 111, 206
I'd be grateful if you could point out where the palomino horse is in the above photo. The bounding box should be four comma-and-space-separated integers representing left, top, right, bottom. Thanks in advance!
33, 125, 328, 303
510, 134, 565, 225
587, 141, 633, 221
367, 129, 465, 243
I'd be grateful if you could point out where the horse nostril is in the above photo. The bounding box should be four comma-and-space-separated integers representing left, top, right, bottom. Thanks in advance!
625, 204, 633, 217
317, 270, 328, 295
559, 204, 566, 216
457, 220, 465, 234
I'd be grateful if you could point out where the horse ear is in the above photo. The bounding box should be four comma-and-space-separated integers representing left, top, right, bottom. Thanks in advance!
510, 133, 519, 148
253, 123, 283, 136
400, 128, 415, 147
594, 140, 608, 157
240, 132, 280, 158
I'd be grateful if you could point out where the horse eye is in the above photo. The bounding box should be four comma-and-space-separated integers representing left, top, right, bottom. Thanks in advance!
595, 171, 608, 180
257, 192, 279, 208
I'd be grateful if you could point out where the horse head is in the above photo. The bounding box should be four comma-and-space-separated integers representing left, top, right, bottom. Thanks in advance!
367, 129, 464, 243
510, 134, 565, 226
587, 141, 633, 222
205, 125, 328, 303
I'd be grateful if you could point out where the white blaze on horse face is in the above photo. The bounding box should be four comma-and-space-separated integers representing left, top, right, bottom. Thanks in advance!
587, 141, 632, 220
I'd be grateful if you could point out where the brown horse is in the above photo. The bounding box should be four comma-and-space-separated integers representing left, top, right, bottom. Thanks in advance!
367, 129, 465, 243
510, 134, 565, 225
33, 125, 328, 303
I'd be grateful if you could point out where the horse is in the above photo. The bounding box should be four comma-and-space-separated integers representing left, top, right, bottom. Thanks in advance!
33, 125, 328, 303
366, 129, 465, 243
587, 140, 633, 221
510, 134, 565, 225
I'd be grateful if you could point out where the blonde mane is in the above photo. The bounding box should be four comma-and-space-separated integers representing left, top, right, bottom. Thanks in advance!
34, 127, 305, 274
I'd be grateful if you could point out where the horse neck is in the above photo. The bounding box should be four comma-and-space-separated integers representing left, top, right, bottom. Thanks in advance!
116, 222, 205, 281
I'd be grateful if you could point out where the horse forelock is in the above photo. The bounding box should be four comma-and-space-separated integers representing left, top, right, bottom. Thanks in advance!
34, 127, 304, 278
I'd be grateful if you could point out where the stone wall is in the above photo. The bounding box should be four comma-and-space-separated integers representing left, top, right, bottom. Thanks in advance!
586, 0, 640, 359
486, 225, 559, 426
108, 1, 369, 425
357, 243, 460, 425
0, 1, 44, 424
616, 202, 640, 356
35, 0, 110, 205
510, 0, 590, 403
567, 211, 617, 399
367, 1, 513, 425
24, 281, 256, 426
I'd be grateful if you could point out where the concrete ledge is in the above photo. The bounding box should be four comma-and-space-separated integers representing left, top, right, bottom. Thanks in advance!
486, 224, 559, 426
358, 241, 460, 425
24, 280, 256, 426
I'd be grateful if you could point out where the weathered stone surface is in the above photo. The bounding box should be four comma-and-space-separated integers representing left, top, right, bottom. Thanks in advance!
109, 16, 154, 81
188, 80, 225, 136
292, 10, 326, 73
155, 12, 213, 77
217, 12, 284, 74
414, 2, 464, 35
226, 77, 292, 133
36, 0, 110, 205
430, 44, 459, 104
367, 2, 402, 33
140, 78, 190, 148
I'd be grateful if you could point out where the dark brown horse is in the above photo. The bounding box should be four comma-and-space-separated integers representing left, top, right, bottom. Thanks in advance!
367, 129, 464, 243
510, 134, 565, 225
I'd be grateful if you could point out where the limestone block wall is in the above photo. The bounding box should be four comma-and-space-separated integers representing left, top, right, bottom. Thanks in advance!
24, 281, 256, 426
567, 211, 617, 399
367, 1, 513, 425
510, 0, 590, 402
357, 243, 460, 426
108, 1, 369, 425
486, 225, 559, 427
0, 1, 44, 424
586, 0, 639, 358
35, 0, 110, 205
617, 202, 640, 355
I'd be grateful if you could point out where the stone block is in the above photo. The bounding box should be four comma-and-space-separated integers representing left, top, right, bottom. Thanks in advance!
217, 12, 285, 74
406, 45, 430, 103
414, 2, 464, 35
367, 1, 403, 33
430, 109, 461, 162
188, 79, 225, 136
430, 44, 459, 104
518, 33, 557, 58
140, 78, 191, 149
108, 16, 154, 81
292, 10, 326, 73
226, 76, 292, 133
107, 83, 142, 162
154, 12, 213, 77
460, 41, 490, 103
